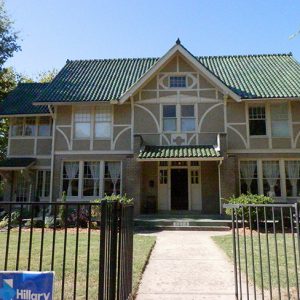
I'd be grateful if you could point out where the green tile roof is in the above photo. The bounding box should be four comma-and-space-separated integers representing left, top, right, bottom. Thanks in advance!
0, 83, 49, 116
33, 53, 300, 104
138, 145, 221, 160
0, 157, 36, 169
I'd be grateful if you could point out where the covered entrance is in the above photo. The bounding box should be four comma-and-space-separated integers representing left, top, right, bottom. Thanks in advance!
171, 169, 188, 210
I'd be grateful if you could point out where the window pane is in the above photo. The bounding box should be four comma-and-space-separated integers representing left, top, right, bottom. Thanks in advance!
262, 161, 281, 197
95, 106, 111, 121
75, 123, 91, 138
104, 162, 121, 195
181, 118, 195, 131
170, 76, 186, 88
95, 123, 111, 138
63, 162, 79, 196
12, 118, 23, 136
163, 105, 176, 118
271, 121, 289, 137
181, 105, 194, 117
44, 171, 50, 197
38, 117, 51, 136
83, 162, 100, 196
36, 171, 43, 198
24, 117, 36, 136
75, 111, 91, 122
163, 118, 176, 131
249, 120, 266, 135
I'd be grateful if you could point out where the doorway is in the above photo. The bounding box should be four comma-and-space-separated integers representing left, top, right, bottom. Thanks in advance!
171, 169, 188, 210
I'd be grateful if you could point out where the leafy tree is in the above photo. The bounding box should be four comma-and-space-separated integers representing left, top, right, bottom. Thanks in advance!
36, 68, 58, 83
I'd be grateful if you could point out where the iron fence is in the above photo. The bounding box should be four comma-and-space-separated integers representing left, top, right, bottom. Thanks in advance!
224, 203, 300, 300
0, 200, 134, 300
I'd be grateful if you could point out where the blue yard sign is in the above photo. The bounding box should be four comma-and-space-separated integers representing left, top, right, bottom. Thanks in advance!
0, 272, 54, 300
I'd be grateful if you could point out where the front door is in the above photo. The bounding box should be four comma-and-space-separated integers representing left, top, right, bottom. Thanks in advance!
171, 169, 188, 210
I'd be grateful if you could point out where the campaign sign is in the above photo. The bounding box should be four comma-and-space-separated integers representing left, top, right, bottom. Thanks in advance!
0, 272, 54, 300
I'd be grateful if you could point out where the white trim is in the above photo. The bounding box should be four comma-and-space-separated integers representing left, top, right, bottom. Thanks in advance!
55, 150, 133, 155
228, 149, 300, 154
134, 104, 160, 132
227, 125, 248, 148
118, 43, 241, 103
1, 114, 50, 118
56, 126, 72, 150
198, 102, 223, 132
138, 157, 223, 162
7, 155, 51, 159
112, 126, 131, 149
130, 96, 134, 151
49, 106, 56, 202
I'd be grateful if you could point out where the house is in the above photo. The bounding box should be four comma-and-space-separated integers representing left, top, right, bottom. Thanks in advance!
1, 40, 300, 215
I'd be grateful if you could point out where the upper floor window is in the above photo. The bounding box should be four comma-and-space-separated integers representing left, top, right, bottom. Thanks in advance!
74, 106, 112, 139
74, 109, 91, 138
38, 116, 52, 136
169, 76, 186, 88
95, 106, 112, 139
270, 103, 289, 137
11, 117, 36, 137
249, 106, 266, 136
163, 104, 195, 132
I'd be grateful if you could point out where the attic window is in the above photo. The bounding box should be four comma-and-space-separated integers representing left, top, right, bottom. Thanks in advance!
169, 76, 186, 88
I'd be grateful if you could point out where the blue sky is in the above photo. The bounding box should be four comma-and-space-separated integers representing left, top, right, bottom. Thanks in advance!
5, 0, 300, 77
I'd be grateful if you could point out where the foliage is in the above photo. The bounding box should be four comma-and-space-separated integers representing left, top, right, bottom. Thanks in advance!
58, 191, 67, 227
36, 68, 58, 83
68, 206, 89, 227
24, 219, 44, 228
45, 216, 56, 228
225, 193, 273, 223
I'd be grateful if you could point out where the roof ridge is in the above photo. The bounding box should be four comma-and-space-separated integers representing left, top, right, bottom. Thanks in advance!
198, 53, 292, 59
66, 57, 160, 63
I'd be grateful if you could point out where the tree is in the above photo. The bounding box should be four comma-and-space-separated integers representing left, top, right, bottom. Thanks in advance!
36, 68, 58, 83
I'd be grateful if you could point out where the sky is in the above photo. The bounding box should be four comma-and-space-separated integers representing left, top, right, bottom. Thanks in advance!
4, 0, 300, 78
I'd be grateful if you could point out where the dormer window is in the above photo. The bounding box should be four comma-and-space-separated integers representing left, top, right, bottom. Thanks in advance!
169, 76, 186, 88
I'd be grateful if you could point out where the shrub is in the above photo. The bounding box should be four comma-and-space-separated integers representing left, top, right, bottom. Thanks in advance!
58, 191, 67, 227
68, 206, 89, 228
225, 193, 273, 224
24, 219, 44, 228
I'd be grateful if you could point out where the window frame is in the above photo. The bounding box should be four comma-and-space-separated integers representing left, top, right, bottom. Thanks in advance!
37, 116, 52, 137
270, 103, 290, 138
36, 170, 51, 200
169, 76, 187, 88
248, 105, 267, 137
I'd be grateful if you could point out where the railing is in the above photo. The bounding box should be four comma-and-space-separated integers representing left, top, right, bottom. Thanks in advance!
224, 203, 300, 300
0, 200, 134, 300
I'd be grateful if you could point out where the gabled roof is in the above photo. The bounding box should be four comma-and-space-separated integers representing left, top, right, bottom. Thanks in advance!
33, 51, 300, 105
0, 83, 49, 116
138, 145, 221, 161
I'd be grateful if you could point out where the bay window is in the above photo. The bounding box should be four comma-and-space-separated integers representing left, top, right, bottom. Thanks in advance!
271, 103, 289, 137
62, 162, 79, 196
74, 109, 91, 138
83, 162, 100, 197
162, 104, 195, 132
286, 161, 300, 197
240, 161, 258, 194
104, 162, 121, 195
249, 106, 266, 136
262, 161, 281, 197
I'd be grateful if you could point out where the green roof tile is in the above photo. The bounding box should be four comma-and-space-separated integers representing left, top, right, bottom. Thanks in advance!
138, 145, 221, 159
0, 157, 36, 169
0, 83, 49, 116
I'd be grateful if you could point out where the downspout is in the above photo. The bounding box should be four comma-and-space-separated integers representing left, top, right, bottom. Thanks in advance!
49, 105, 56, 202
218, 160, 223, 215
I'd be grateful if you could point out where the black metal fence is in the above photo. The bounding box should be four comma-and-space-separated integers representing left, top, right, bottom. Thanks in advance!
0, 200, 134, 300
224, 203, 300, 300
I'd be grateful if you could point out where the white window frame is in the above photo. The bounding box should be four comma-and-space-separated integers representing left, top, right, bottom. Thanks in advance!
60, 160, 122, 200
37, 116, 52, 137
162, 104, 196, 133
73, 108, 92, 139
95, 106, 112, 140
169, 75, 187, 88
248, 105, 267, 137
270, 103, 290, 138
36, 170, 51, 200
11, 117, 37, 137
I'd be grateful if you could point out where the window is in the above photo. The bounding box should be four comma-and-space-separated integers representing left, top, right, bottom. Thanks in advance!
181, 105, 195, 131
38, 116, 52, 136
271, 103, 289, 137
11, 118, 24, 136
171, 161, 187, 166
263, 161, 281, 197
159, 170, 168, 184
104, 162, 121, 195
95, 106, 112, 139
62, 162, 79, 196
286, 161, 300, 197
74, 109, 91, 138
163, 104, 196, 132
191, 170, 199, 184
249, 106, 266, 136
24, 117, 36, 136
240, 161, 258, 194
36, 170, 51, 199
15, 172, 30, 202
169, 76, 186, 88
159, 161, 168, 167
83, 162, 100, 197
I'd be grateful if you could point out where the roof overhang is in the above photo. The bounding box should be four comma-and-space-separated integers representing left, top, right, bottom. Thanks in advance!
0, 158, 36, 170
137, 157, 223, 162
119, 43, 241, 104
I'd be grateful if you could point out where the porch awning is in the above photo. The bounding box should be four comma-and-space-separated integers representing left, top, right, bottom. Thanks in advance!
0, 158, 36, 170
138, 145, 222, 161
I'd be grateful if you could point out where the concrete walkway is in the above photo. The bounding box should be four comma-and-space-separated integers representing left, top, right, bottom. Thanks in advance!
136, 231, 256, 300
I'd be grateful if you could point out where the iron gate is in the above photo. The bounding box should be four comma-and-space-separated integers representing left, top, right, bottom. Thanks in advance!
0, 200, 134, 300
224, 203, 300, 300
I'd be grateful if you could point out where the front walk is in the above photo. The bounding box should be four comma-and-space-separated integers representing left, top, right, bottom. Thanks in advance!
136, 231, 256, 300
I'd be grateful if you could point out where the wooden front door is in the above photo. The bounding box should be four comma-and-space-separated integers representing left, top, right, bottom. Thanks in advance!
171, 169, 188, 210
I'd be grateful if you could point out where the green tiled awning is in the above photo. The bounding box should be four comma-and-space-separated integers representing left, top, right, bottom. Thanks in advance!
0, 158, 36, 170
138, 145, 221, 160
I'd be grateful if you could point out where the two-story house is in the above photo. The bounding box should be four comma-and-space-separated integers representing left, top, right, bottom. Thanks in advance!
1, 40, 300, 215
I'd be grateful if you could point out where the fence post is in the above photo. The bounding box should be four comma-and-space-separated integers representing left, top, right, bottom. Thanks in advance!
231, 208, 239, 300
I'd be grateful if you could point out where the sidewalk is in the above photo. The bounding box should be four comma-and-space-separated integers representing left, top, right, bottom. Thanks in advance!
136, 231, 255, 300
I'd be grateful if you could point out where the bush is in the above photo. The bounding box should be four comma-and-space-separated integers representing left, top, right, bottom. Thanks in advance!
24, 219, 44, 228
68, 206, 89, 228
225, 193, 273, 224
58, 191, 67, 228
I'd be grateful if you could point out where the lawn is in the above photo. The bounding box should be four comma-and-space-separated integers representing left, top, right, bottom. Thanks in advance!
213, 233, 299, 298
0, 229, 156, 299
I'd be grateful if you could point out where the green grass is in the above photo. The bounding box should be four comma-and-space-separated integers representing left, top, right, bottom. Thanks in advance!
0, 229, 156, 299
213, 233, 299, 298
